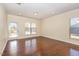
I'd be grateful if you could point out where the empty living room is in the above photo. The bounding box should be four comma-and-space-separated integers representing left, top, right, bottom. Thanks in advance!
0, 1, 79, 58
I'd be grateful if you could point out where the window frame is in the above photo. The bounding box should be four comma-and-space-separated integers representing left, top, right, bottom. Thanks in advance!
8, 22, 19, 38
25, 22, 37, 36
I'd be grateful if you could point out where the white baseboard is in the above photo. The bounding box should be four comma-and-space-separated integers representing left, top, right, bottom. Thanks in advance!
9, 35, 40, 40
41, 35, 79, 46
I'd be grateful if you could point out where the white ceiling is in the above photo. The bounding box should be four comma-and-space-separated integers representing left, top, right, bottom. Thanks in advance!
2, 3, 79, 19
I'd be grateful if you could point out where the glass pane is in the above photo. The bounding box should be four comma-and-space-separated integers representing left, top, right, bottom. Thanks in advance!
9, 23, 18, 38
31, 28, 36, 34
25, 23, 31, 35
70, 17, 79, 39
31, 23, 36, 34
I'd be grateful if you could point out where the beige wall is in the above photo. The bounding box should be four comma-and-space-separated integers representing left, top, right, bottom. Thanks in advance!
0, 5, 8, 55
1, 4, 79, 55
8, 15, 41, 39
41, 8, 79, 45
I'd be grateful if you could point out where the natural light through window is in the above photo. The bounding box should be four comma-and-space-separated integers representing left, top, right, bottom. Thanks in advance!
8, 23, 18, 38
25, 23, 31, 35
25, 23, 37, 36
31, 23, 36, 35
70, 17, 79, 39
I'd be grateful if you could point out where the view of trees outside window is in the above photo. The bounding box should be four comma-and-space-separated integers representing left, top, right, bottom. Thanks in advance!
8, 23, 18, 38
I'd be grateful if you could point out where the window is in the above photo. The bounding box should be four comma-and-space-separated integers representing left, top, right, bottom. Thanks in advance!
70, 17, 79, 39
8, 23, 18, 38
25, 23, 37, 36
31, 23, 36, 34
25, 23, 31, 35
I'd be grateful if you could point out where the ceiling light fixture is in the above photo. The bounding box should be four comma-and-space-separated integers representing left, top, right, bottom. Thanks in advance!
16, 3, 22, 6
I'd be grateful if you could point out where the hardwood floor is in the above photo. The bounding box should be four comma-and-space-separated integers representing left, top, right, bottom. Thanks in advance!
2, 36, 79, 56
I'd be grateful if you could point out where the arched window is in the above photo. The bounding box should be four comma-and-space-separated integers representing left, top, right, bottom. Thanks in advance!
31, 23, 36, 34
25, 23, 31, 35
8, 23, 18, 38
25, 23, 37, 36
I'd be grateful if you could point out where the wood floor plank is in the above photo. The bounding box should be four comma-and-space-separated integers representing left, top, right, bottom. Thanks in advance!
2, 36, 79, 56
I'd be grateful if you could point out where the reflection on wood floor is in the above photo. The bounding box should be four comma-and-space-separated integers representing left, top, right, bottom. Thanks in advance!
2, 36, 79, 56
